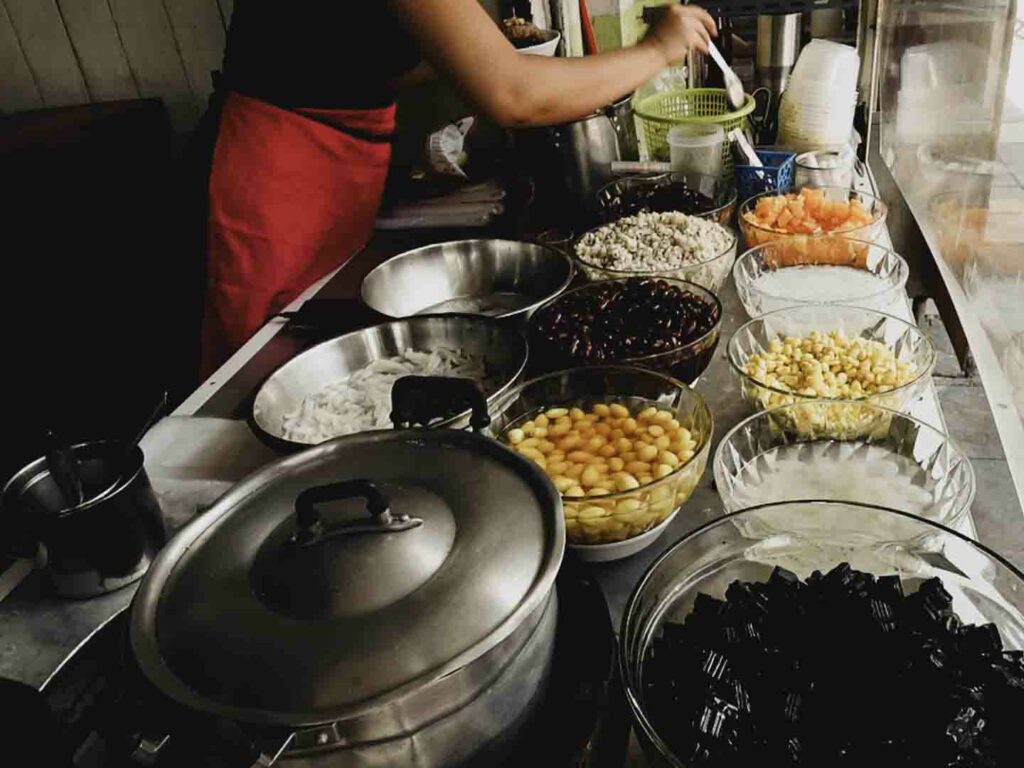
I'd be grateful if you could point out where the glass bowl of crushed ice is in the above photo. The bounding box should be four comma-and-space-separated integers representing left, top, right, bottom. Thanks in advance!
733, 236, 909, 318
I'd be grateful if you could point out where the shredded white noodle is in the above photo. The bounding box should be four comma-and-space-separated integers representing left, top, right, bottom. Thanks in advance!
281, 348, 487, 444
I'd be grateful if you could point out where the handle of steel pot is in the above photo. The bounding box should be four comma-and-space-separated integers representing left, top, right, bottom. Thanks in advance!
291, 479, 421, 546
390, 376, 492, 433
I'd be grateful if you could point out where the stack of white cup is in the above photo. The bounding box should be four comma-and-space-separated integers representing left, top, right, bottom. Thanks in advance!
778, 40, 860, 152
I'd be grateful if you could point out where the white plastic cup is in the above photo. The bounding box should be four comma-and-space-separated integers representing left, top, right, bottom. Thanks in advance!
667, 124, 725, 178
794, 148, 856, 189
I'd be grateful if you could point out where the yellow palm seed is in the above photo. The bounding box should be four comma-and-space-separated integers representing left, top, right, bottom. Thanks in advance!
615, 474, 640, 491
637, 444, 659, 462
625, 461, 651, 475
659, 450, 679, 467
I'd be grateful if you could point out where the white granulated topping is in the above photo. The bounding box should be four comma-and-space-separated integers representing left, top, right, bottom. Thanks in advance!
754, 265, 896, 308
575, 211, 735, 272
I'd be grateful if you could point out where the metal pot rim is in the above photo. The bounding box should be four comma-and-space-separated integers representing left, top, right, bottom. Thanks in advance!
1, 440, 145, 516
129, 427, 564, 728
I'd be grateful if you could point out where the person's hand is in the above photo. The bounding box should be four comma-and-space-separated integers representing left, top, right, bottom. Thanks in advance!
644, 4, 718, 65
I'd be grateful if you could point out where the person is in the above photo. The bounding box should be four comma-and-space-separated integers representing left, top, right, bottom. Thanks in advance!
197, 0, 718, 375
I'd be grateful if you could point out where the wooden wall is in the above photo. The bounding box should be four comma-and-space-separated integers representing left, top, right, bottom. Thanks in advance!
0, 0, 233, 131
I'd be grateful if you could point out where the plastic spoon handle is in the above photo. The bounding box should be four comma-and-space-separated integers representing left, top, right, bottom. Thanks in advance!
707, 42, 745, 110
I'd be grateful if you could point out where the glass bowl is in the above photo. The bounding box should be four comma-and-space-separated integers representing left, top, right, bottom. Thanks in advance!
739, 186, 889, 249
621, 502, 1024, 767
574, 216, 738, 293
489, 366, 713, 553
713, 402, 976, 531
733, 237, 909, 317
596, 172, 738, 227
528, 278, 723, 384
727, 304, 936, 415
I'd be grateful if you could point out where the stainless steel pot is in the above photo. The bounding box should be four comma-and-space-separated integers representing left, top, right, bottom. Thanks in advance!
511, 105, 623, 218
129, 380, 564, 767
1, 441, 165, 597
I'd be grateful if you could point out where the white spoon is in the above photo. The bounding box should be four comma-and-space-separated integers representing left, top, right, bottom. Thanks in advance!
707, 41, 745, 110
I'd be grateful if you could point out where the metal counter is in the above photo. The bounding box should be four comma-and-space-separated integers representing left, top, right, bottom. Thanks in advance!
8, 196, 1022, 699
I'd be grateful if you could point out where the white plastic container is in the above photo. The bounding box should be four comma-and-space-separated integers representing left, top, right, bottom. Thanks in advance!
667, 123, 724, 178
778, 39, 860, 152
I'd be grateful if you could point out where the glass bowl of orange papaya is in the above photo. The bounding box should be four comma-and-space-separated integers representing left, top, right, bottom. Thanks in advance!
739, 186, 888, 257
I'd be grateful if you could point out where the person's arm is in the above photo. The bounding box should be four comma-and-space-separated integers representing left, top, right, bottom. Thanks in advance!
387, 0, 716, 128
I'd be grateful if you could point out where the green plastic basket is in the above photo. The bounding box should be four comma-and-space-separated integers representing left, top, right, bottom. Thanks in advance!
634, 88, 755, 179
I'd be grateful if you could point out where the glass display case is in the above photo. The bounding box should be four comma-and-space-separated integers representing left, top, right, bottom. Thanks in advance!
875, 0, 1024, 497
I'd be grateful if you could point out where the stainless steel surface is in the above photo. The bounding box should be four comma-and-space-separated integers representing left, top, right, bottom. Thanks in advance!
130, 428, 563, 734
608, 95, 640, 161
275, 592, 558, 766
619, 501, 1024, 766
561, 111, 623, 212
1, 442, 165, 598
756, 13, 802, 94
360, 239, 573, 321
512, 110, 622, 215
707, 41, 745, 111
251, 314, 528, 450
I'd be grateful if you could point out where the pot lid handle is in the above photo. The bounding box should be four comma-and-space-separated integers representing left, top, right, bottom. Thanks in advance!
291, 479, 421, 546
390, 376, 491, 433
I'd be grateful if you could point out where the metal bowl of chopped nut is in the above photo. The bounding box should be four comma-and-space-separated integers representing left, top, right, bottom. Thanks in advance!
573, 210, 738, 292
726, 305, 936, 425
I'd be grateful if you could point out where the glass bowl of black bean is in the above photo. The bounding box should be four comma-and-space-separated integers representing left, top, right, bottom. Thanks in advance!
527, 277, 723, 385
620, 501, 1024, 768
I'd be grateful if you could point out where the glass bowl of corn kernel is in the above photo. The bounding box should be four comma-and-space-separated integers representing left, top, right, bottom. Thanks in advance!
490, 366, 713, 560
726, 305, 936, 435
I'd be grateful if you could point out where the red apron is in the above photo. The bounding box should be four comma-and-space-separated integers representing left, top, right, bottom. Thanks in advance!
200, 91, 395, 376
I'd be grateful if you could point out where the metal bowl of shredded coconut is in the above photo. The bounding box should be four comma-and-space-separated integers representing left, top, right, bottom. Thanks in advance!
251, 314, 528, 450
574, 211, 737, 291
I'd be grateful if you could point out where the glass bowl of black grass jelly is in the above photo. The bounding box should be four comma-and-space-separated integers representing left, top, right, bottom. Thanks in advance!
620, 500, 1024, 768
527, 277, 722, 385
596, 172, 738, 227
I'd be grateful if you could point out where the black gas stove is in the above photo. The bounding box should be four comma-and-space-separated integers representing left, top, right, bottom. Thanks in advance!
26, 558, 629, 768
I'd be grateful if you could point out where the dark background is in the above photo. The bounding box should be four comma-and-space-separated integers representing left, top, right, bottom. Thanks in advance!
2, 99, 205, 486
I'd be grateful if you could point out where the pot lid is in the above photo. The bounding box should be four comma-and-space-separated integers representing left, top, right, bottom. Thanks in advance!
129, 428, 563, 727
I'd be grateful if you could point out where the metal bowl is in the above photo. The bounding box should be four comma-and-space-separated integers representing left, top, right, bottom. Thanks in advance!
251, 315, 528, 451
360, 239, 574, 322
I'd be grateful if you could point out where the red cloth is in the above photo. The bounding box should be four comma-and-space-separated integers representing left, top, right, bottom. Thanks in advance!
200, 91, 395, 375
